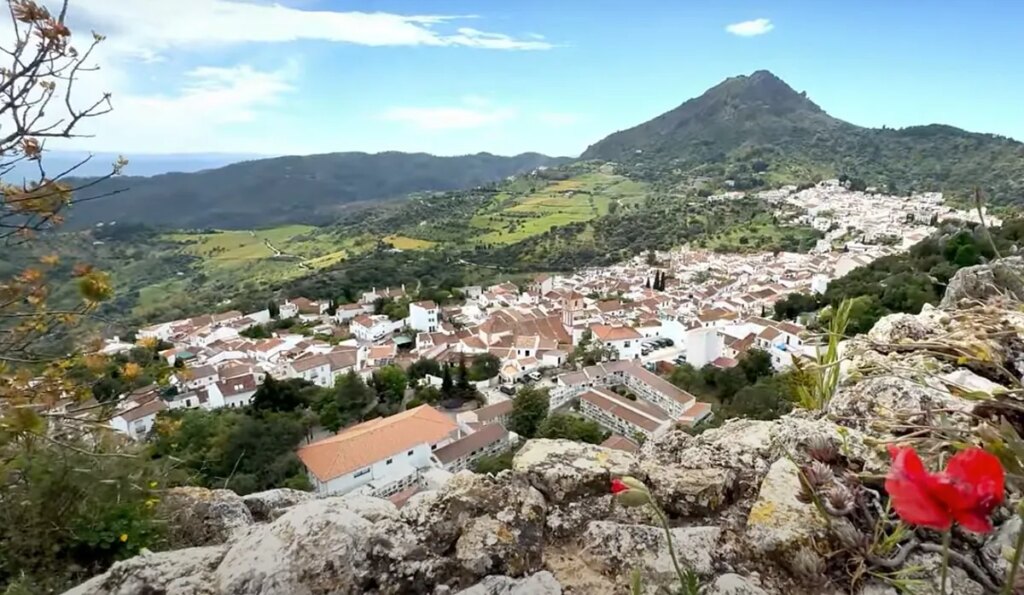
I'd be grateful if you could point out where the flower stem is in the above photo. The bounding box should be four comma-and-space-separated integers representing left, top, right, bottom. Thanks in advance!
649, 498, 687, 594
940, 530, 951, 595
1003, 522, 1024, 595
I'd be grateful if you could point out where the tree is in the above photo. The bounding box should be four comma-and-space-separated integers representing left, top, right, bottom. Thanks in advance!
537, 413, 607, 444
408, 358, 442, 381
332, 370, 376, 423
468, 353, 501, 381
371, 365, 408, 412
0, 8, 161, 589
508, 386, 550, 438
440, 365, 455, 399
268, 300, 280, 319
251, 375, 312, 413
414, 384, 442, 405
738, 349, 774, 384
473, 450, 515, 474
728, 380, 793, 420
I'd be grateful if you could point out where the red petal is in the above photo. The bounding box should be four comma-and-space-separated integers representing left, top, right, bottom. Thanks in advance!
952, 508, 994, 534
610, 479, 629, 495
886, 445, 953, 530
944, 447, 1005, 507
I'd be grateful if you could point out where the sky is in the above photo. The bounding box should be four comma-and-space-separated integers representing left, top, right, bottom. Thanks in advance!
22, 0, 1024, 158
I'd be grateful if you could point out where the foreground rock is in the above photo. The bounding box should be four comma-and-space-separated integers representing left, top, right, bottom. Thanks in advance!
67, 264, 1024, 594
941, 256, 1024, 307
455, 571, 562, 595
241, 488, 314, 521
157, 487, 254, 548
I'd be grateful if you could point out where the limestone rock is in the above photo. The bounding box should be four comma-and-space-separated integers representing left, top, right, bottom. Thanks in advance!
215, 498, 374, 594
335, 493, 399, 522
705, 574, 769, 595
640, 463, 734, 517
403, 471, 547, 582
64, 545, 226, 595
455, 571, 562, 594
827, 375, 973, 432
544, 494, 656, 540
982, 515, 1021, 581
157, 487, 254, 548
745, 458, 827, 565
644, 417, 877, 499
867, 312, 936, 345
456, 516, 540, 579
941, 257, 1024, 308
582, 520, 721, 581
241, 488, 314, 521
906, 553, 985, 595
512, 439, 641, 504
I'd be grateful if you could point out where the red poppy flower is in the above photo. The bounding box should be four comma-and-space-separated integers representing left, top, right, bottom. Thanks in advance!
886, 445, 1005, 533
610, 478, 630, 495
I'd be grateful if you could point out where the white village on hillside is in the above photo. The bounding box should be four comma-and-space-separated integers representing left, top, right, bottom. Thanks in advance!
60, 180, 997, 506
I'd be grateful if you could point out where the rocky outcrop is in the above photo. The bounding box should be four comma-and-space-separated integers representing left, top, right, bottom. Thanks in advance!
66, 259, 1024, 594
941, 256, 1024, 307
241, 488, 314, 521
157, 487, 254, 548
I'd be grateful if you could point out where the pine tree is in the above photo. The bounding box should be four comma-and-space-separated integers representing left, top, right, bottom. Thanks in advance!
441, 365, 454, 399
653, 271, 662, 291
645, 277, 651, 289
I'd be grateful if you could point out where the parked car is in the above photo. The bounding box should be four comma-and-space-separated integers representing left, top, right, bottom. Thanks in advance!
528, 371, 542, 382
499, 384, 517, 396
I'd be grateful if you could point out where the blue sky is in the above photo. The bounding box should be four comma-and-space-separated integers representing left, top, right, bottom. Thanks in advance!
47, 0, 1024, 157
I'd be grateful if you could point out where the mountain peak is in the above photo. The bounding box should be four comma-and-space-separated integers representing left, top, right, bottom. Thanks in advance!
704, 70, 823, 115
580, 71, 834, 162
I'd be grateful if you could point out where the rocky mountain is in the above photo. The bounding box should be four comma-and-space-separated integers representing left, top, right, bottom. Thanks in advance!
65, 152, 570, 230
582, 70, 1024, 204
66, 259, 1024, 594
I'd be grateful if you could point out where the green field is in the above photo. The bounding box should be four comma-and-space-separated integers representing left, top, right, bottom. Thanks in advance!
384, 234, 436, 250
468, 173, 649, 245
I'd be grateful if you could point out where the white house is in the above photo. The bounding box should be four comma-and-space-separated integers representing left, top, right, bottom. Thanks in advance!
335, 303, 368, 323
409, 300, 440, 333
434, 423, 509, 473
350, 314, 400, 343
109, 399, 167, 440
297, 405, 459, 498
590, 324, 643, 360
216, 376, 259, 407
279, 301, 299, 319
179, 364, 219, 390
289, 354, 332, 387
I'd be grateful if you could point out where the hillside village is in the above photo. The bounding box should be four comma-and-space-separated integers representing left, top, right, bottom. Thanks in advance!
59, 180, 996, 505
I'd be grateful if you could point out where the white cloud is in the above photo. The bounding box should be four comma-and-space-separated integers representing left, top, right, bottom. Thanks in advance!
23, 0, 555, 154
536, 112, 581, 126
725, 18, 774, 37
57, 0, 553, 60
380, 105, 517, 131
60, 63, 298, 153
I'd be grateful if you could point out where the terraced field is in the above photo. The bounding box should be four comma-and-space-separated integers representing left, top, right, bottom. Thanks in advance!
467, 172, 649, 245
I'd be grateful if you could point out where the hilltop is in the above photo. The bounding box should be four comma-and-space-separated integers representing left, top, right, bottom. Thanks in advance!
64, 152, 571, 230
583, 70, 1024, 203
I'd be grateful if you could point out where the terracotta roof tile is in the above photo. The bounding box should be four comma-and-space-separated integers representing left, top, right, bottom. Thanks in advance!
297, 405, 457, 481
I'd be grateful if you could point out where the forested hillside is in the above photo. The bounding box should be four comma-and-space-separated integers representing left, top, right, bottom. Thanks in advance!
65, 152, 570, 229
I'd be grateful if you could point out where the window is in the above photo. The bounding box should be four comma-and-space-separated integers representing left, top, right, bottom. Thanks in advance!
353, 468, 370, 478
408, 450, 414, 456
386, 458, 393, 465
